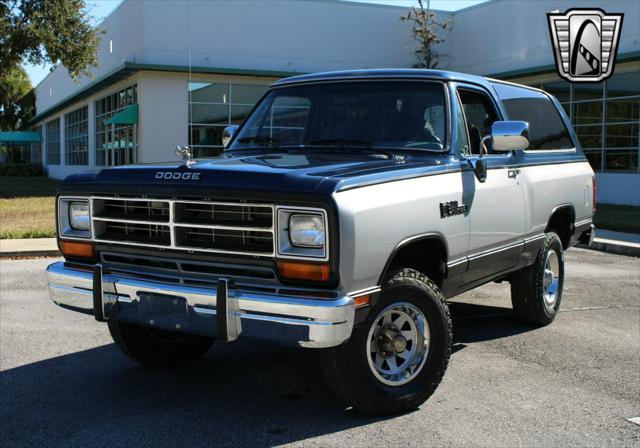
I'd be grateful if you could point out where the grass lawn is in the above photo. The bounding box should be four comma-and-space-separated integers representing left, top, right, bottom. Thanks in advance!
0, 176, 60, 239
594, 204, 640, 235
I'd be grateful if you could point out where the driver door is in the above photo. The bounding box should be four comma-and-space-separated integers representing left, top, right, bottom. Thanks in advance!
455, 84, 525, 285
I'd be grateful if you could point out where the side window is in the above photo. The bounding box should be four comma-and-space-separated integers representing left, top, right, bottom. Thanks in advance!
492, 82, 574, 151
458, 89, 499, 155
454, 93, 470, 156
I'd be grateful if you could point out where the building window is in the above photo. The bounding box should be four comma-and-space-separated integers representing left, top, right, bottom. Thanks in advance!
30, 126, 42, 164
64, 106, 89, 165
537, 69, 639, 173
188, 82, 268, 157
95, 85, 137, 166
45, 118, 61, 165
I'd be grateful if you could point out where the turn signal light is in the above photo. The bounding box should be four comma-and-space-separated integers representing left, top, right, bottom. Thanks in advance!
60, 240, 95, 258
277, 260, 330, 282
353, 294, 371, 307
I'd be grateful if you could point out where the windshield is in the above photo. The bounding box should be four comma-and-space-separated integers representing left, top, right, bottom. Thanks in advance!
229, 81, 447, 152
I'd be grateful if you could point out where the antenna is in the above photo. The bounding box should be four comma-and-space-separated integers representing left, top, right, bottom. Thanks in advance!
187, 0, 193, 157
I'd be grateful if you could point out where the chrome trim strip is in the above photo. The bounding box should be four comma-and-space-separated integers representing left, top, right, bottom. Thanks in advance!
347, 286, 381, 297
466, 241, 524, 262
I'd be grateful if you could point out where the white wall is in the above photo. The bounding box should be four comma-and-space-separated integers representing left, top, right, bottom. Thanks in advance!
596, 173, 640, 206
35, 0, 142, 113
446, 0, 640, 75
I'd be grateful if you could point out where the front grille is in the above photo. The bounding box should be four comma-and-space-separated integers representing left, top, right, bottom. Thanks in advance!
91, 197, 275, 256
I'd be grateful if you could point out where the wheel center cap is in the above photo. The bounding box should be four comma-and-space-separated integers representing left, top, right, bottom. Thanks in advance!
377, 327, 407, 356
393, 335, 407, 353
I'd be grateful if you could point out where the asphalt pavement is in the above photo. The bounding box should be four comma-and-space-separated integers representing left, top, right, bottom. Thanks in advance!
1, 248, 639, 447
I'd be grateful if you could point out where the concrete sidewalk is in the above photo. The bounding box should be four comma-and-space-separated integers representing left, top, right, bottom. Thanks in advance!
0, 238, 59, 258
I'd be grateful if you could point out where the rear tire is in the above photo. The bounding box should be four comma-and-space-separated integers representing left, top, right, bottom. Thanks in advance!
511, 232, 564, 325
108, 320, 215, 368
319, 268, 452, 415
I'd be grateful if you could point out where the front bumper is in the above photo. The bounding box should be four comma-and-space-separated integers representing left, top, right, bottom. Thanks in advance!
47, 261, 355, 348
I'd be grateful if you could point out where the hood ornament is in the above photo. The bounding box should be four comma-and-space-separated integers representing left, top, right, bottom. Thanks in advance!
176, 145, 195, 166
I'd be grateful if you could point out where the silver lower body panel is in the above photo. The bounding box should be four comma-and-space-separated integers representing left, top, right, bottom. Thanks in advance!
46, 261, 355, 348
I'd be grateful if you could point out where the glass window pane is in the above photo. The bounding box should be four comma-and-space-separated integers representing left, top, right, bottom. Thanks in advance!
606, 123, 639, 148
606, 71, 640, 98
191, 146, 223, 158
230, 84, 268, 104
189, 104, 229, 125
574, 83, 603, 101
189, 83, 229, 103
230, 105, 254, 124
540, 80, 571, 103
606, 97, 640, 123
573, 101, 602, 125
189, 125, 225, 147
575, 125, 602, 148
584, 150, 602, 171
605, 150, 638, 172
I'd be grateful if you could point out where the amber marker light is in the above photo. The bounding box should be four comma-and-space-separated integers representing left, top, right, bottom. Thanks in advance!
60, 240, 95, 258
277, 260, 330, 282
353, 294, 371, 307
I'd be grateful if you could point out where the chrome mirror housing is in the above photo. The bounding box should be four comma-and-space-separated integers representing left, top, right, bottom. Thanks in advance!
222, 125, 239, 148
491, 121, 530, 152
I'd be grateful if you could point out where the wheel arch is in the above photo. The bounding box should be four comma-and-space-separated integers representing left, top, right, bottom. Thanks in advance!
378, 233, 448, 287
545, 204, 575, 249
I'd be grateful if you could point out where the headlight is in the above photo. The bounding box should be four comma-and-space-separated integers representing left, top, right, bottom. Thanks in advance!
289, 214, 325, 248
58, 197, 91, 239
69, 202, 90, 230
277, 207, 328, 260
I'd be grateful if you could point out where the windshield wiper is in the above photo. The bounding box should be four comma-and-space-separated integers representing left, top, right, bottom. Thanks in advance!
308, 138, 374, 148
236, 136, 281, 146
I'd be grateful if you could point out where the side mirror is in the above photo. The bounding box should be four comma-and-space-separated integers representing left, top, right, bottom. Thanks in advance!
471, 158, 487, 183
222, 125, 239, 148
491, 121, 530, 152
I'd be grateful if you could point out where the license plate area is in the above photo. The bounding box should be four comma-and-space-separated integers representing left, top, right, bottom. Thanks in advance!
137, 292, 188, 317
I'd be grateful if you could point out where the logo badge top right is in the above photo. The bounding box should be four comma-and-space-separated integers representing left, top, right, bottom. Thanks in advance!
548, 9, 624, 83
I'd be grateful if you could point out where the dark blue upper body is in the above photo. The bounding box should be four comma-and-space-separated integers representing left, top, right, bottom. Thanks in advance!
60, 69, 586, 199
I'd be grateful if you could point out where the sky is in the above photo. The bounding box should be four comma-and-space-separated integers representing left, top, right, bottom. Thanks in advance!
22, 0, 489, 86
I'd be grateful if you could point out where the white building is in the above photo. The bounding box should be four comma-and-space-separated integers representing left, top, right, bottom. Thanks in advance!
30, 0, 639, 205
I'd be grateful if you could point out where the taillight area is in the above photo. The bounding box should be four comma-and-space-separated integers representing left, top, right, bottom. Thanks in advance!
592, 175, 597, 214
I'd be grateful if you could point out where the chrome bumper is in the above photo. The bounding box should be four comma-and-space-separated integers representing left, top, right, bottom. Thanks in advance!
46, 261, 355, 348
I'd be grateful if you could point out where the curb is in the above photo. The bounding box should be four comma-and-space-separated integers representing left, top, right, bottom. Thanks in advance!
0, 249, 61, 258
586, 238, 640, 258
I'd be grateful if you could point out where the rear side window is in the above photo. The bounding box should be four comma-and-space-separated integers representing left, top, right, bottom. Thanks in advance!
492, 82, 574, 151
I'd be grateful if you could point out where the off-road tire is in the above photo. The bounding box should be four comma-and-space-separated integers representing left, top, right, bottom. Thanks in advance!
319, 268, 452, 415
511, 232, 565, 325
108, 320, 215, 368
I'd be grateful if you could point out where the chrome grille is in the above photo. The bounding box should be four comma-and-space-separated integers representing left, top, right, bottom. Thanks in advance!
91, 197, 275, 256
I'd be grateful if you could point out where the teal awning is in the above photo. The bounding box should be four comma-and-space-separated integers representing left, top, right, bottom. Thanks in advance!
105, 104, 138, 125
0, 131, 41, 143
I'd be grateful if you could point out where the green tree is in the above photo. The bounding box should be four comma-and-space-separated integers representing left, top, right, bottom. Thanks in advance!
0, 0, 101, 81
0, 65, 35, 131
401, 0, 451, 69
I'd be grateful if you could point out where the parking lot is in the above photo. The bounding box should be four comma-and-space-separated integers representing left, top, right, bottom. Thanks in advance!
1, 248, 638, 447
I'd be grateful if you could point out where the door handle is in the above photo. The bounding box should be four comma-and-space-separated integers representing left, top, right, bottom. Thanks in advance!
508, 169, 521, 178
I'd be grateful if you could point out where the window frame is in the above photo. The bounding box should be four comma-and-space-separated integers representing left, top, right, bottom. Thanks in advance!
453, 82, 509, 160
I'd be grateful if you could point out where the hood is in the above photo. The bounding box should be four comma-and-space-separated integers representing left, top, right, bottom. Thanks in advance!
61, 150, 458, 198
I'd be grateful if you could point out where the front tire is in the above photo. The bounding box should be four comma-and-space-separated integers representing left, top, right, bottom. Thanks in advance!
108, 320, 215, 368
511, 232, 565, 325
320, 269, 452, 415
